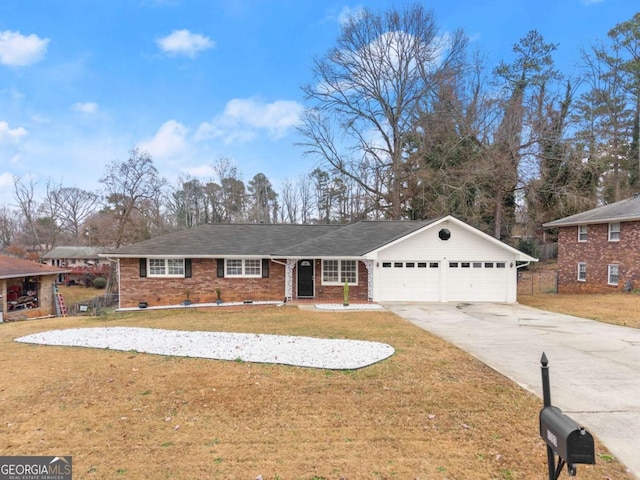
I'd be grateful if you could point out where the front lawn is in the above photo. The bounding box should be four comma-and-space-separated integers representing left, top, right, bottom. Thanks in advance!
57, 284, 109, 306
519, 292, 640, 328
0, 306, 632, 479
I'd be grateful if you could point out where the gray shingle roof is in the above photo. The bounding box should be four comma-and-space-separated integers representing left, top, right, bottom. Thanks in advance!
103, 224, 344, 257
43, 246, 109, 259
275, 220, 436, 257
543, 195, 640, 227
103, 221, 436, 258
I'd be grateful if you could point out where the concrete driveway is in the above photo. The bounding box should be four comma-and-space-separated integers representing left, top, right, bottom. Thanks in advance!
384, 302, 640, 479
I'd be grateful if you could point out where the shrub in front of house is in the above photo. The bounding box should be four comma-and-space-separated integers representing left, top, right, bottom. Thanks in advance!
93, 277, 107, 289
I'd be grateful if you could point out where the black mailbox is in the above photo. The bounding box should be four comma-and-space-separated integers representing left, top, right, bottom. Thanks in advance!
539, 406, 595, 465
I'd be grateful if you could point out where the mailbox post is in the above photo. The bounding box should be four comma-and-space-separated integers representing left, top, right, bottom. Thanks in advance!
540, 353, 595, 479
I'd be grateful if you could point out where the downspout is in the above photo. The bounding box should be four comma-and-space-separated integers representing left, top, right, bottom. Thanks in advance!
270, 257, 294, 302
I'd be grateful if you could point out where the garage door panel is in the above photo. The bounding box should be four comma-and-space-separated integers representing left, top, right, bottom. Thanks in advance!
378, 261, 440, 301
378, 259, 510, 303
446, 261, 508, 302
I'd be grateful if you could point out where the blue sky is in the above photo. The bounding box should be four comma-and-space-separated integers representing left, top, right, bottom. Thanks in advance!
0, 0, 637, 206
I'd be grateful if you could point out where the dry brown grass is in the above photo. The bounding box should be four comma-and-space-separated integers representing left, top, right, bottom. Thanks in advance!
0, 306, 633, 480
58, 285, 107, 306
519, 293, 640, 329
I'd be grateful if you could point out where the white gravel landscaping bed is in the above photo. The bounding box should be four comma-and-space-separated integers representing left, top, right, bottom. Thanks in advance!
16, 327, 395, 370
314, 304, 385, 311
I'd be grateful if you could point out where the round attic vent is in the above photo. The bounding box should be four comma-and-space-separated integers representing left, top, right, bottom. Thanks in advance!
438, 228, 451, 241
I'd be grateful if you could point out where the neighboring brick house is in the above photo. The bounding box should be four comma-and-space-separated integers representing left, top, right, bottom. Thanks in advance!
0, 254, 70, 321
102, 216, 536, 309
543, 195, 640, 293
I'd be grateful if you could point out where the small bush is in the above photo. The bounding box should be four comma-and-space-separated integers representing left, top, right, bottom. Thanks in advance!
93, 277, 107, 289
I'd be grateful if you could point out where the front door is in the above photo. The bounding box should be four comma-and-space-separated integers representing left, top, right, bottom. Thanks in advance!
297, 259, 314, 297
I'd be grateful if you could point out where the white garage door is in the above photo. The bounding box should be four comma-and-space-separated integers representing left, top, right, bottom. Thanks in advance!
377, 261, 441, 301
446, 261, 509, 302
377, 260, 510, 302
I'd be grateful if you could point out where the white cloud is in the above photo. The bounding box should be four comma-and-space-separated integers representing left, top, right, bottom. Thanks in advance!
137, 120, 189, 159
0, 121, 28, 142
0, 30, 49, 67
72, 102, 98, 114
156, 29, 215, 58
0, 171, 12, 188
338, 5, 365, 25
195, 97, 303, 143
183, 164, 217, 178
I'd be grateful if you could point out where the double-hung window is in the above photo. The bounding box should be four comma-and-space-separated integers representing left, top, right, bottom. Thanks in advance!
608, 223, 620, 242
148, 258, 185, 277
608, 264, 619, 286
578, 225, 587, 242
322, 259, 358, 285
577, 262, 586, 281
225, 259, 262, 277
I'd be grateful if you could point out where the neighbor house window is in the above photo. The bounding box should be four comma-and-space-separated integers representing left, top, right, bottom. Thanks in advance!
322, 260, 358, 285
577, 262, 587, 281
608, 264, 619, 285
578, 225, 587, 242
225, 259, 262, 277
608, 223, 620, 242
148, 258, 185, 277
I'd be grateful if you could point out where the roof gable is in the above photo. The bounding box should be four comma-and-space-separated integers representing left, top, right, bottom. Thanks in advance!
367, 216, 538, 261
543, 195, 640, 227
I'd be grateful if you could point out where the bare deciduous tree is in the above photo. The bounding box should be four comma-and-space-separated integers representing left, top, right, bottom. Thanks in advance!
53, 186, 100, 242
298, 3, 467, 219
12, 175, 42, 252
99, 148, 167, 248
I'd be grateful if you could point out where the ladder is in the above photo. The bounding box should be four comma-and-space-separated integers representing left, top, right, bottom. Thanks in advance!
54, 286, 68, 317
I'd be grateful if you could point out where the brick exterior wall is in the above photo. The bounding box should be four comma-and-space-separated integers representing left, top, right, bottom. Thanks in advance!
118, 258, 371, 308
119, 258, 287, 308
307, 259, 369, 303
557, 221, 640, 293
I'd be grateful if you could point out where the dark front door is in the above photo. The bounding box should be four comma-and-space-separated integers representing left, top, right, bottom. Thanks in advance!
297, 259, 314, 297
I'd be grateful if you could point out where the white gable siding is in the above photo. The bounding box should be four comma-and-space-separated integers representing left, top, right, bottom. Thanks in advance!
376, 222, 511, 261
373, 221, 518, 303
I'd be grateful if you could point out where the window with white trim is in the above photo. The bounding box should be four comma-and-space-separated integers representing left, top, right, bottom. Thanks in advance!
322, 259, 358, 285
608, 222, 620, 242
148, 258, 185, 277
608, 264, 619, 285
225, 258, 262, 277
577, 262, 586, 281
578, 225, 587, 242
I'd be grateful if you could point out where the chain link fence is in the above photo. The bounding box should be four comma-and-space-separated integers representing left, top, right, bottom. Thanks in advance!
517, 270, 558, 295
68, 293, 119, 316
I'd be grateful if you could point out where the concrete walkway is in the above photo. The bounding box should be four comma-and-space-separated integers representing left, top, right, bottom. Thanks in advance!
384, 302, 640, 479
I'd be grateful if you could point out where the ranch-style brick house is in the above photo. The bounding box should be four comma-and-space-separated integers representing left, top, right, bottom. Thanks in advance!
543, 195, 640, 293
102, 215, 537, 309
